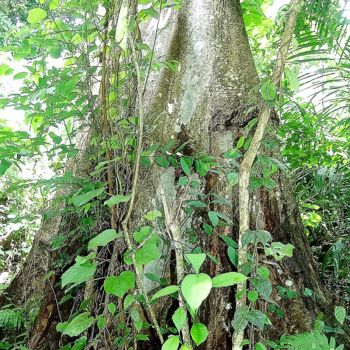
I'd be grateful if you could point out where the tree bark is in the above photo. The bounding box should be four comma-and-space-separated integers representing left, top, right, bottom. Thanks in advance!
0, 132, 93, 348
1, 1, 334, 349
137, 0, 330, 348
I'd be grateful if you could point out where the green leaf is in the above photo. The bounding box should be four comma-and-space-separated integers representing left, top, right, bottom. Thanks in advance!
246, 310, 271, 329
280, 332, 330, 349
303, 288, 313, 297
208, 211, 219, 227
216, 212, 233, 225
191, 323, 208, 346
49, 46, 62, 59
59, 312, 94, 337
103, 271, 135, 297
195, 159, 211, 177
49, 132, 62, 144
139, 7, 159, 20
61, 259, 96, 289
172, 307, 186, 332
151, 285, 179, 302
248, 290, 259, 303
250, 277, 272, 299
187, 200, 207, 208
241, 230, 271, 247
227, 172, 239, 186
219, 235, 238, 248
178, 177, 188, 186
261, 81, 276, 101
156, 156, 170, 168
123, 295, 134, 309
88, 229, 118, 250
107, 303, 116, 314
285, 68, 299, 91
334, 306, 346, 325
212, 272, 247, 288
72, 187, 105, 207
104, 194, 131, 207
255, 342, 267, 350
97, 315, 106, 332
49, 0, 59, 10
262, 177, 277, 189
223, 148, 241, 159
0, 64, 14, 76
185, 253, 206, 274
0, 160, 11, 176
161, 335, 180, 350
228, 247, 238, 266
264, 242, 294, 261
257, 266, 270, 279
237, 136, 245, 148
75, 252, 96, 264
133, 226, 153, 243
135, 241, 161, 265
180, 157, 191, 176
27, 8, 47, 24
13, 72, 28, 80
144, 210, 162, 221
232, 306, 249, 333
181, 273, 212, 311
203, 223, 213, 235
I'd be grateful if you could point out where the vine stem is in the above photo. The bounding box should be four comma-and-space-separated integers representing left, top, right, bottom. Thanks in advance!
100, 1, 125, 330
232, 1, 304, 349
121, 4, 164, 344
160, 185, 191, 346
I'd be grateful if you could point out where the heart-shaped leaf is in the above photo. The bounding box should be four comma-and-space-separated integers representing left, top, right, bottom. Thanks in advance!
181, 273, 212, 311
104, 271, 135, 297
185, 253, 206, 274
191, 323, 208, 345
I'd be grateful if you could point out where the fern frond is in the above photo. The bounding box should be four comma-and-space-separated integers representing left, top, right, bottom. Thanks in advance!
281, 332, 332, 350
0, 308, 23, 329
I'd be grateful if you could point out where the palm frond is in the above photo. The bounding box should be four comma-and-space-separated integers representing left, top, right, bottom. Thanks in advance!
290, 0, 350, 117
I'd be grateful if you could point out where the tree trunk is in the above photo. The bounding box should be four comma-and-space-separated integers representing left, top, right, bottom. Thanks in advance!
0, 133, 93, 348
2, 1, 333, 349
137, 0, 329, 347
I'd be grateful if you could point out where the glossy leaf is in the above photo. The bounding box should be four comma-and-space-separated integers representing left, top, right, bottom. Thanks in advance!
27, 8, 47, 24
212, 272, 247, 288
191, 323, 208, 346
181, 273, 212, 311
162, 336, 180, 350
88, 229, 118, 250
58, 312, 94, 337
172, 307, 186, 332
185, 253, 206, 274
104, 194, 131, 207
104, 271, 135, 297
151, 285, 179, 302
72, 187, 105, 207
